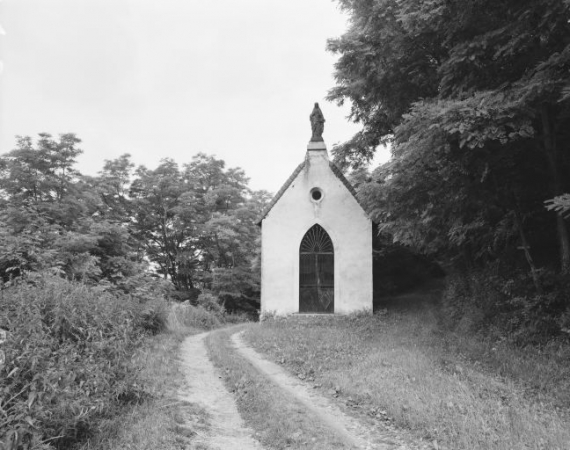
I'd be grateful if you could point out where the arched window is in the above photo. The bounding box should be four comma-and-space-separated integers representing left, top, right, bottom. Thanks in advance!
299, 224, 334, 313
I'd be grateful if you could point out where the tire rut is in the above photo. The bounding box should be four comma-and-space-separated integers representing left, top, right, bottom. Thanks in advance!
178, 332, 264, 450
231, 331, 413, 450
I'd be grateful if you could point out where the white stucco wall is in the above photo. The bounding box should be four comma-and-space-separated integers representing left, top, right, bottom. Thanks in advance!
260, 145, 372, 316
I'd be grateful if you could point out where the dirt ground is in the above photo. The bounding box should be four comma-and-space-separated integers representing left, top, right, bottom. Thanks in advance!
178, 332, 263, 450
178, 330, 424, 450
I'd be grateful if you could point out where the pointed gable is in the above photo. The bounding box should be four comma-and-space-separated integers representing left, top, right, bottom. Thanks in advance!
257, 158, 369, 225
327, 161, 369, 215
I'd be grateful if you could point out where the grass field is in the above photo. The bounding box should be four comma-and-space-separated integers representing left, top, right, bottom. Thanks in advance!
245, 290, 570, 450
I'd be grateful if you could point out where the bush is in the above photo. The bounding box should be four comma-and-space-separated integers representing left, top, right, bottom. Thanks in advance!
138, 298, 169, 335
168, 303, 222, 330
196, 291, 225, 315
0, 275, 155, 449
440, 269, 570, 345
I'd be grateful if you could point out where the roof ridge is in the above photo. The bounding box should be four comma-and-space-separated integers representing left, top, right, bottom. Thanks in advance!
256, 159, 370, 226
327, 161, 369, 215
256, 161, 306, 224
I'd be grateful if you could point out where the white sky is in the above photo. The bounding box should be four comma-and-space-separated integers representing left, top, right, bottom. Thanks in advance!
0, 0, 389, 193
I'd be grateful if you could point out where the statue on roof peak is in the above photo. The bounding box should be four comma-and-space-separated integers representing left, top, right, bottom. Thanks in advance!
310, 102, 325, 142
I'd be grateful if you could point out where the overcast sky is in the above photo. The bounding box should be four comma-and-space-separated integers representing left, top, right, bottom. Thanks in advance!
0, 0, 389, 193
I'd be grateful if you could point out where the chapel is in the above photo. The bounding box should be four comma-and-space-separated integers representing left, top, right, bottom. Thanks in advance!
258, 103, 372, 316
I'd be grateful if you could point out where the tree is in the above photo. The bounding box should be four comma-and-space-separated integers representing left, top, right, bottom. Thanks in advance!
0, 135, 265, 311
0, 135, 142, 284
329, 0, 570, 275
128, 153, 264, 298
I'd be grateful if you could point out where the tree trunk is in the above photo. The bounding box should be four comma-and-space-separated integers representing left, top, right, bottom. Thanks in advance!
513, 207, 542, 293
541, 105, 570, 275
557, 215, 570, 274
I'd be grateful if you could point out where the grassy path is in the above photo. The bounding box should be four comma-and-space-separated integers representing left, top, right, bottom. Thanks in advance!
205, 326, 430, 450
231, 331, 411, 450
243, 303, 570, 450
178, 331, 263, 449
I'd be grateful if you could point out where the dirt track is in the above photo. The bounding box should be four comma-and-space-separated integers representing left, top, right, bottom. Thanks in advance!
178, 330, 414, 450
178, 332, 263, 450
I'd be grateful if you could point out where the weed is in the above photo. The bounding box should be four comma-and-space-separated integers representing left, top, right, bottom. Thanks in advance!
0, 275, 168, 449
82, 331, 209, 450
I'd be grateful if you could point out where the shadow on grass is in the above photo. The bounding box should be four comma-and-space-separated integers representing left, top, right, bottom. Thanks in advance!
375, 278, 445, 312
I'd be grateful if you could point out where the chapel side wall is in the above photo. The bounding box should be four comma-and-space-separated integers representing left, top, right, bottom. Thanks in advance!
261, 149, 372, 316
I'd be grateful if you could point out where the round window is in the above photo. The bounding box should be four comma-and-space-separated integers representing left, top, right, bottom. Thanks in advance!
310, 188, 323, 202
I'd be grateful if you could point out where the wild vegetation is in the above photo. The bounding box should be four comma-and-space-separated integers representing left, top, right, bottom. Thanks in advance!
0, 133, 268, 311
0, 133, 263, 448
81, 303, 235, 450
330, 0, 570, 343
0, 271, 250, 449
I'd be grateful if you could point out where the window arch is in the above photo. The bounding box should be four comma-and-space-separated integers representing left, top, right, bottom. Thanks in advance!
299, 224, 334, 313
300, 224, 333, 253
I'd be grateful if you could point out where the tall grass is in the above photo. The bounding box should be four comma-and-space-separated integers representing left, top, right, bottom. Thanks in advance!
83, 296, 248, 449
167, 303, 223, 332
0, 275, 168, 449
81, 331, 210, 450
245, 306, 570, 450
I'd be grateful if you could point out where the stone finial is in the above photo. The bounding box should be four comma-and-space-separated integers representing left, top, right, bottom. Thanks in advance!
310, 102, 325, 142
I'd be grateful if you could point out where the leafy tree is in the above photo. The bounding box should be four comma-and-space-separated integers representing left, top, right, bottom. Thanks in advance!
0, 135, 142, 284
94, 153, 135, 221
0, 134, 265, 312
127, 153, 265, 302
129, 158, 199, 290
329, 0, 570, 275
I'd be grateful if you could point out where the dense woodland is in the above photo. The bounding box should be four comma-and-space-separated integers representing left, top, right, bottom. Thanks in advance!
331, 0, 570, 342
0, 135, 269, 312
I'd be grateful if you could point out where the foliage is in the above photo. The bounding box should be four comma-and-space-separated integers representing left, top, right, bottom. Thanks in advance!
0, 275, 160, 449
441, 269, 570, 344
128, 153, 265, 298
168, 303, 222, 330
330, 0, 570, 266
196, 291, 225, 315
0, 133, 264, 448
545, 193, 570, 218
137, 297, 170, 335
0, 135, 267, 313
329, 0, 570, 341
0, 135, 143, 286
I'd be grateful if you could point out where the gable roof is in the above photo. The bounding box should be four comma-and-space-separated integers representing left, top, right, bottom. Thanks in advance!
327, 161, 369, 214
256, 159, 369, 225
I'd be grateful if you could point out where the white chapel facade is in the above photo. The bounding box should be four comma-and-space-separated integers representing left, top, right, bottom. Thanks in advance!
258, 103, 372, 316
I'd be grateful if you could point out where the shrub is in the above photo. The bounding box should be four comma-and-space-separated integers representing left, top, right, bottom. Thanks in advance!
196, 291, 225, 315
0, 275, 152, 449
168, 303, 222, 330
440, 269, 570, 345
138, 298, 169, 335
